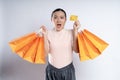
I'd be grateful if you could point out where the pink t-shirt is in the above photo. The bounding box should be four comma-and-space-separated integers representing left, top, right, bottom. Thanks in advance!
47, 28, 73, 68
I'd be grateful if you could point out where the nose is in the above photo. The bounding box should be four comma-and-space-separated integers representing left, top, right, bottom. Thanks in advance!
57, 18, 61, 23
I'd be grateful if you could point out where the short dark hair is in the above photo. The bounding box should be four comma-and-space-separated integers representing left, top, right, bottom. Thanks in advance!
51, 8, 67, 19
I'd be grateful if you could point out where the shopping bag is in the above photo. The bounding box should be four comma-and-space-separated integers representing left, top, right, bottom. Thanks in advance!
34, 37, 45, 64
9, 32, 46, 64
78, 29, 109, 61
9, 32, 36, 52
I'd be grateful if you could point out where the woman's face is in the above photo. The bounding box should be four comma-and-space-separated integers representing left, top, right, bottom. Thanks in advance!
51, 11, 66, 31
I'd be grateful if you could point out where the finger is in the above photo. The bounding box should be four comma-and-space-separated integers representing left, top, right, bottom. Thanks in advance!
40, 25, 47, 31
76, 20, 80, 26
76, 20, 80, 25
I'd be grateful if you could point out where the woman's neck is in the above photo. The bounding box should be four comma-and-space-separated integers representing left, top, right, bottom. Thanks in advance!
54, 28, 64, 32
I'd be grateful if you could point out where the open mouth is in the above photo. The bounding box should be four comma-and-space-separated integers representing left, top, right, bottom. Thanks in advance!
57, 24, 62, 28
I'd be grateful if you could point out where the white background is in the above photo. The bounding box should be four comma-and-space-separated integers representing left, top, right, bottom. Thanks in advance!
0, 0, 120, 80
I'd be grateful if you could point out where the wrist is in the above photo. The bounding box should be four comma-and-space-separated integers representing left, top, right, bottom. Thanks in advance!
73, 28, 78, 32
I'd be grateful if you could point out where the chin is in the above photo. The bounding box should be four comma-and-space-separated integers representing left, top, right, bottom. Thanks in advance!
56, 27, 63, 31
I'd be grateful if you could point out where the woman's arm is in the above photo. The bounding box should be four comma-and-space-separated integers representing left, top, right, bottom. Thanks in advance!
73, 28, 79, 53
40, 26, 49, 56
73, 20, 81, 53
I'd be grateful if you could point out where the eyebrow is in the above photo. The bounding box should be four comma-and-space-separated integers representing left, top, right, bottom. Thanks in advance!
53, 15, 65, 17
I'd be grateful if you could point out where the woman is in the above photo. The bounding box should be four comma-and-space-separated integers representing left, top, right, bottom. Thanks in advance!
40, 8, 80, 80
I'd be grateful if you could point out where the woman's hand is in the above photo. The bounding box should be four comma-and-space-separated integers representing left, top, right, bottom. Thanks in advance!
40, 25, 48, 36
73, 20, 81, 31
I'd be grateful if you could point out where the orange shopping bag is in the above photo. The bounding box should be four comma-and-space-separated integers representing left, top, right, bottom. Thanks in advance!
78, 29, 109, 61
9, 32, 46, 64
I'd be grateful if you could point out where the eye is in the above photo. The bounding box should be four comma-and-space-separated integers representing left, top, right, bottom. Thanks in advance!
54, 16, 57, 19
61, 16, 64, 19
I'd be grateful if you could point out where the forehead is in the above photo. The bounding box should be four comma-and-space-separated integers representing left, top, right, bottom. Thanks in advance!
53, 11, 65, 16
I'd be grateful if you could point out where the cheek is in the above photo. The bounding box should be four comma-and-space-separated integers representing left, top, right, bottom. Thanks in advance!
54, 19, 58, 23
62, 20, 66, 24
52, 20, 57, 24
63, 18, 66, 22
